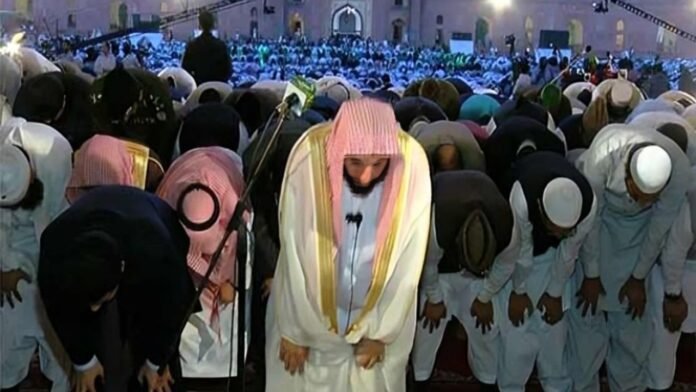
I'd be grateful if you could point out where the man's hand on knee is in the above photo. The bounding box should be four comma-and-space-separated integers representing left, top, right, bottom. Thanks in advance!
279, 337, 309, 375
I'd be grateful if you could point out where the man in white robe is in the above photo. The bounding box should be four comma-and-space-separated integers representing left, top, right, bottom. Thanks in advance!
411, 171, 517, 392
569, 124, 689, 392
0, 118, 73, 392
644, 139, 696, 392
265, 98, 431, 391
498, 151, 596, 392
156, 147, 253, 383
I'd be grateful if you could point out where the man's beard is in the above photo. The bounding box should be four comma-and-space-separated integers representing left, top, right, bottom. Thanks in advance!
343, 164, 390, 197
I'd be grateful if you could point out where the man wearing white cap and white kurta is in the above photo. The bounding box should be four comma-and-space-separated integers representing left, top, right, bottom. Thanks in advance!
568, 124, 689, 392
591, 79, 643, 124
644, 142, 696, 392
0, 117, 73, 392
497, 151, 596, 392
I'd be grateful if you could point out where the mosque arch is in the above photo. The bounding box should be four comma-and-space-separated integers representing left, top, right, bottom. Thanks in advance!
616, 19, 625, 50
110, 1, 128, 29
289, 12, 304, 35
15, 0, 32, 17
474, 17, 490, 50
524, 16, 534, 46
249, 6, 259, 37
568, 19, 583, 53
657, 22, 677, 54
392, 18, 406, 42
250, 20, 259, 38
119, 3, 129, 29
332, 5, 363, 36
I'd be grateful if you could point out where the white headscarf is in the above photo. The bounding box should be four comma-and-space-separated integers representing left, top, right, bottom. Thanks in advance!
16, 47, 60, 80
0, 54, 21, 106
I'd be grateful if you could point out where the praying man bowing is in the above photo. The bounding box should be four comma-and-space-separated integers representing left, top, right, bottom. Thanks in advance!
265, 98, 432, 392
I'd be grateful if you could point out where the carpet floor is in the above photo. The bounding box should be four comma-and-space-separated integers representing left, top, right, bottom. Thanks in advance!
18, 321, 696, 391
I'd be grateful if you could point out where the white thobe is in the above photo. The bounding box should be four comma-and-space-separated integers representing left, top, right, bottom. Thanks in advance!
0, 119, 73, 390
337, 182, 382, 335
179, 224, 254, 378
412, 208, 519, 384
498, 181, 595, 392
265, 124, 431, 392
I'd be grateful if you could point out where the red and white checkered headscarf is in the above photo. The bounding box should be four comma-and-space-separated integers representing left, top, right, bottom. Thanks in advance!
156, 147, 247, 332
66, 135, 135, 203
326, 98, 403, 247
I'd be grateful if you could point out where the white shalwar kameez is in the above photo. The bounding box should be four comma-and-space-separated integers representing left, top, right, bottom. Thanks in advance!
568, 126, 689, 392
645, 167, 696, 390
497, 182, 595, 392
411, 208, 519, 384
0, 119, 73, 391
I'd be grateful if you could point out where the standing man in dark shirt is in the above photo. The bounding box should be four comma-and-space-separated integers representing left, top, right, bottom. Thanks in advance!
181, 11, 232, 85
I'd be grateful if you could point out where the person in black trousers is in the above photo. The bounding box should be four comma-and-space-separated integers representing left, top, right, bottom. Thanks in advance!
181, 11, 232, 85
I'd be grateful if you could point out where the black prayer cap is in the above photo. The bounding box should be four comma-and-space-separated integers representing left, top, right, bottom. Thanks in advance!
179, 103, 242, 154
394, 96, 448, 131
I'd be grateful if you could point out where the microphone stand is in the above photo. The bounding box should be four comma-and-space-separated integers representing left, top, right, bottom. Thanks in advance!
163, 97, 295, 392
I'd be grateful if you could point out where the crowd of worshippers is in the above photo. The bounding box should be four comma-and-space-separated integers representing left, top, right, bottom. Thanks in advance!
45, 29, 461, 92
5, 33, 696, 392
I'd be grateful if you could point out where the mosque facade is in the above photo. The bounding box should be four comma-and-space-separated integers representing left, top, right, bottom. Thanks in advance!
4, 0, 696, 56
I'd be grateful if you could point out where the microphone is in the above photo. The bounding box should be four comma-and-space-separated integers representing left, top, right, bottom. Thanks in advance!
345, 212, 363, 227
344, 211, 363, 334
282, 75, 316, 117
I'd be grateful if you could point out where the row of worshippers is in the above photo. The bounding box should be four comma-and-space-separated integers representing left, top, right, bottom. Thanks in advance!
0, 52, 260, 392
0, 48, 414, 392
3, 44, 696, 392
408, 77, 696, 392
251, 75, 696, 392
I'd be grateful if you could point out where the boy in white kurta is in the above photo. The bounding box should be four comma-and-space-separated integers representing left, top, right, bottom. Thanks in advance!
265, 98, 431, 391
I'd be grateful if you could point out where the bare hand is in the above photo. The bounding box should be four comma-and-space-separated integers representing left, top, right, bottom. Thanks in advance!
279, 337, 309, 375
262, 278, 273, 300
0, 269, 31, 308
663, 294, 688, 332
619, 276, 646, 320
576, 277, 605, 317
419, 301, 447, 333
72, 360, 104, 392
537, 293, 564, 325
508, 291, 534, 327
470, 298, 494, 334
137, 363, 173, 392
218, 281, 236, 305
354, 338, 385, 369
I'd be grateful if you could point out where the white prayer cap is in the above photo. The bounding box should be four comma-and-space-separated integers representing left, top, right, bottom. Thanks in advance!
610, 81, 633, 108
0, 144, 31, 207
629, 145, 672, 194
517, 139, 537, 155
542, 178, 583, 229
